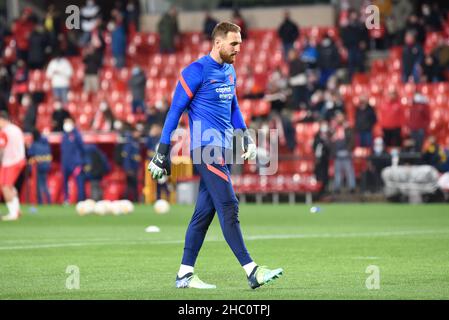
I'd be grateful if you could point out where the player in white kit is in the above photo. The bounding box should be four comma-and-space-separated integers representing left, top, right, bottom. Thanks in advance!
0, 111, 26, 221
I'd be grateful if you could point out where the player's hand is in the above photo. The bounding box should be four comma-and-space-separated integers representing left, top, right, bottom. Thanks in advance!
242, 130, 257, 160
148, 143, 171, 179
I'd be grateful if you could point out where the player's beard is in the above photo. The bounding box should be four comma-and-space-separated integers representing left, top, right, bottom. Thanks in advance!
219, 49, 236, 64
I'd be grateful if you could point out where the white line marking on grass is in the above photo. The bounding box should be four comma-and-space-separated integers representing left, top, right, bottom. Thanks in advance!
0, 230, 448, 251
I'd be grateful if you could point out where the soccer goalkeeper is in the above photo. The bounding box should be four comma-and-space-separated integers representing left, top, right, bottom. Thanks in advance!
148, 22, 283, 289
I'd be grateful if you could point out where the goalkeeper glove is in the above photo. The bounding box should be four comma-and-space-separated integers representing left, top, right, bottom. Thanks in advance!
148, 143, 171, 179
241, 130, 257, 160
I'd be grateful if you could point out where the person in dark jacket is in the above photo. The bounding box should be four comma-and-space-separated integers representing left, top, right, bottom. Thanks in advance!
121, 129, 141, 201
157, 6, 179, 54
331, 112, 355, 193
84, 144, 111, 201
360, 137, 391, 193
28, 128, 52, 204
402, 31, 424, 83
355, 96, 377, 147
110, 11, 126, 69
277, 10, 300, 61
22, 94, 37, 133
83, 44, 102, 93
61, 118, 86, 203
317, 35, 340, 86
340, 10, 368, 81
404, 14, 426, 44
313, 121, 331, 195
288, 48, 306, 108
51, 99, 71, 132
203, 11, 218, 40
28, 23, 49, 70
129, 65, 147, 114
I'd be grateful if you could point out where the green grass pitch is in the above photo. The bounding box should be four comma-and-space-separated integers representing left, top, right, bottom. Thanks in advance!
1, 203, 448, 299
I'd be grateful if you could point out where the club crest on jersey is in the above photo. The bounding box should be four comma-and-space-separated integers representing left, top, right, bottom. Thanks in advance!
228, 75, 234, 84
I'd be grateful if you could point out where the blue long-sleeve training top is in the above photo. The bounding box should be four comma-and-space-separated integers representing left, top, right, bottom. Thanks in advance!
159, 54, 247, 150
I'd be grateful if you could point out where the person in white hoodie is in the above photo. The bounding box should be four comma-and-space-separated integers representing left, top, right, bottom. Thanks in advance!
45, 51, 73, 103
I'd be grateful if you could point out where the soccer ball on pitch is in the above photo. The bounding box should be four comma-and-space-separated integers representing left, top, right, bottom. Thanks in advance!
76, 199, 96, 216
111, 200, 124, 215
119, 200, 134, 214
153, 199, 170, 215
94, 200, 109, 215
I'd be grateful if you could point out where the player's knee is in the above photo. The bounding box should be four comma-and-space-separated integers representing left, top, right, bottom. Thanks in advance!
221, 199, 240, 226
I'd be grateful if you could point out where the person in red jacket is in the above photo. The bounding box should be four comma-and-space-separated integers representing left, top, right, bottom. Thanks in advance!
377, 88, 404, 147
407, 93, 430, 152
11, 7, 35, 61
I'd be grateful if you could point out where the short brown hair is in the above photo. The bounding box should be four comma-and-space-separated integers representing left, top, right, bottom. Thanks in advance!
211, 22, 241, 40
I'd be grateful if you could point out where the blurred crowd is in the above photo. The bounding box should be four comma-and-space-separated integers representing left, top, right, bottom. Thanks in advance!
1, 0, 449, 203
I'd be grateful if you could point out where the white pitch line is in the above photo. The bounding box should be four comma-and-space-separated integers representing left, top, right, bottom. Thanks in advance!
0, 229, 448, 251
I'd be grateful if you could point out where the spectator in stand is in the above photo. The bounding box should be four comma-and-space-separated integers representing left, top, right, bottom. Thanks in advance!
404, 14, 426, 45
126, 0, 141, 34
61, 118, 86, 204
360, 137, 391, 193
83, 44, 102, 94
28, 128, 52, 204
157, 6, 179, 54
354, 95, 377, 147
378, 88, 404, 147
321, 90, 345, 121
88, 18, 106, 65
92, 100, 115, 132
51, 99, 71, 132
287, 48, 307, 109
317, 35, 340, 87
407, 93, 430, 152
232, 8, 247, 39
402, 31, 424, 83
46, 51, 73, 103
421, 2, 443, 32
12, 7, 35, 61
0, 58, 10, 104
129, 65, 147, 114
44, 4, 62, 50
28, 23, 50, 70
421, 53, 441, 83
277, 10, 300, 61
313, 120, 331, 196
110, 11, 127, 69
331, 112, 356, 193
80, 0, 100, 46
203, 11, 218, 40
83, 144, 111, 201
22, 94, 37, 133
0, 16, 8, 54
340, 9, 368, 81
422, 135, 449, 173
301, 37, 318, 70
146, 98, 168, 128
433, 37, 449, 70
121, 129, 142, 202
264, 67, 290, 114
11, 59, 29, 104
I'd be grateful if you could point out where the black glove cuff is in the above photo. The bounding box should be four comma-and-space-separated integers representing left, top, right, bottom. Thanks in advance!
157, 143, 170, 156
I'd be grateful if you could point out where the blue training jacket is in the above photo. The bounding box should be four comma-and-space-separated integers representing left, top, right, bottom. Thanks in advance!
160, 54, 247, 150
61, 128, 86, 169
